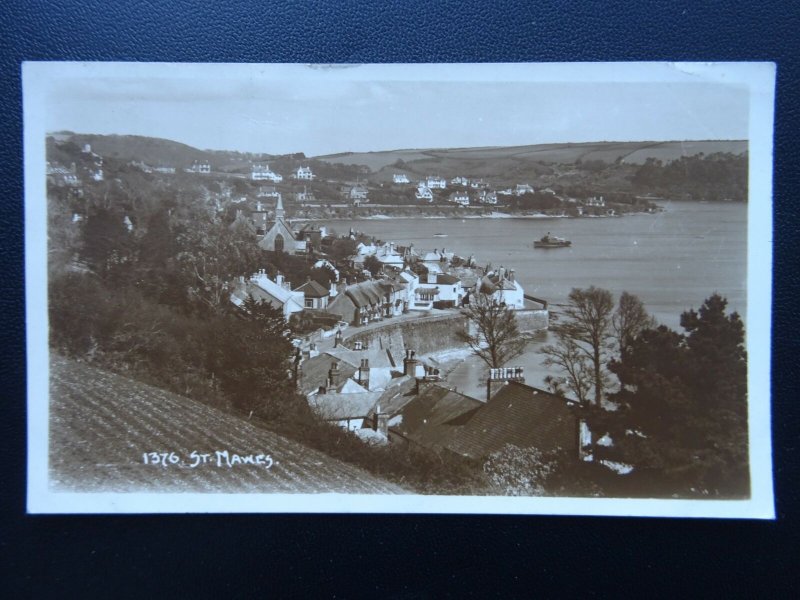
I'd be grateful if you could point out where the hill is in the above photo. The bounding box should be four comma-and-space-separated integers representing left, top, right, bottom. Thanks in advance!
49, 355, 406, 494
315, 140, 748, 177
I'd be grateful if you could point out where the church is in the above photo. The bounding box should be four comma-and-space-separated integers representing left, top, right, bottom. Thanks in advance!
257, 196, 305, 254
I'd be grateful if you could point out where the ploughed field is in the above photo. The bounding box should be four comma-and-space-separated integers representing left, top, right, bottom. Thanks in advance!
48, 355, 405, 494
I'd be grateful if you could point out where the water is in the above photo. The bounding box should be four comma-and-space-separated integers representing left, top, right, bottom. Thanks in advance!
331, 201, 748, 395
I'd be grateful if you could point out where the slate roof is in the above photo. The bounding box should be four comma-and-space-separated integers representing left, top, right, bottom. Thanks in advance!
390, 383, 483, 452
436, 273, 460, 285
294, 279, 329, 298
299, 354, 358, 395
445, 381, 578, 460
326, 347, 397, 370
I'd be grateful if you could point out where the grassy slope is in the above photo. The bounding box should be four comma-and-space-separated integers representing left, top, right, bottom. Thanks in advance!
49, 355, 406, 494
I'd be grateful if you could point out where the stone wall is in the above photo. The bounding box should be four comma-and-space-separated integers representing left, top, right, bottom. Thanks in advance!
348, 313, 470, 356
347, 309, 549, 357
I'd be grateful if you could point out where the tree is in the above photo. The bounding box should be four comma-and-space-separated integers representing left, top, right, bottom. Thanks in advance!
363, 254, 383, 277
607, 294, 749, 497
214, 297, 298, 420
613, 291, 657, 356
541, 333, 593, 404
458, 293, 527, 369
542, 286, 614, 406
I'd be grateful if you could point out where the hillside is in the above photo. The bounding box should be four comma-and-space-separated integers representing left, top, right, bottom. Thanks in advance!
49, 355, 406, 494
316, 140, 748, 176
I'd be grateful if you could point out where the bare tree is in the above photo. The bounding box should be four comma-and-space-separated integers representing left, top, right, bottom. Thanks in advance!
458, 293, 527, 369
541, 332, 593, 404
542, 286, 614, 406
612, 291, 657, 356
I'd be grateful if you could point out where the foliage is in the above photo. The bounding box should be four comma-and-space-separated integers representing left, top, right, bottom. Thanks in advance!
363, 254, 383, 277
607, 294, 749, 497
631, 153, 748, 201
458, 293, 527, 369
483, 444, 561, 496
612, 291, 657, 356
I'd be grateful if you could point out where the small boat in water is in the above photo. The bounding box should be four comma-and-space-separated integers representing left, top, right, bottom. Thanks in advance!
534, 232, 571, 248
433, 233, 448, 238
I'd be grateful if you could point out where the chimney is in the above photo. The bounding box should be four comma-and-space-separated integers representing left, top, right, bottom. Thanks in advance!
509, 269, 515, 282
358, 359, 370, 389
486, 366, 525, 402
276, 272, 284, 287
372, 404, 389, 436
334, 328, 343, 348
403, 349, 420, 377
328, 361, 341, 389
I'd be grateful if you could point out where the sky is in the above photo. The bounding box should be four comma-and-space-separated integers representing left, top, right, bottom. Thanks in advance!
46, 73, 749, 156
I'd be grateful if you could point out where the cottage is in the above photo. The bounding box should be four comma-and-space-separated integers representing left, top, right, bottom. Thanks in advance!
451, 176, 470, 186
515, 183, 534, 196
449, 191, 470, 206
294, 278, 330, 309
326, 280, 385, 325
187, 161, 211, 174
478, 266, 524, 309
230, 271, 305, 321
478, 190, 498, 205
415, 184, 433, 202
295, 166, 314, 180
426, 175, 447, 189
585, 195, 606, 207
393, 173, 410, 184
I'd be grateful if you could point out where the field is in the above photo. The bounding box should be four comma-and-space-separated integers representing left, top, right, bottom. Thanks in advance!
48, 355, 406, 494
316, 140, 748, 175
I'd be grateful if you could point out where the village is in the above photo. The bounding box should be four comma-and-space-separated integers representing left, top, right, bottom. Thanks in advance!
45, 135, 748, 496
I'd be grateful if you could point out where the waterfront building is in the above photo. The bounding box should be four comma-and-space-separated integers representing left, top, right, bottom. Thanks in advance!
426, 175, 447, 189
585, 195, 606, 207
515, 183, 534, 196
478, 190, 498, 205
449, 191, 470, 206
478, 266, 524, 309
415, 183, 434, 202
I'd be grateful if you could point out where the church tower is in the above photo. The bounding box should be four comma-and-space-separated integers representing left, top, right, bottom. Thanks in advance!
275, 194, 285, 221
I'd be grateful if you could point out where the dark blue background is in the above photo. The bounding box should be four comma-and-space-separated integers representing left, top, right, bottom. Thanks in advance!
2, 1, 797, 596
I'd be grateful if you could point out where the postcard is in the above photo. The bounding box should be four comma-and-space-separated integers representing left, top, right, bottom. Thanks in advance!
24, 62, 775, 517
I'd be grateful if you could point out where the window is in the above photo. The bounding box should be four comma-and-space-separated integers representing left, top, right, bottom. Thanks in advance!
305, 298, 315, 308
274, 234, 284, 253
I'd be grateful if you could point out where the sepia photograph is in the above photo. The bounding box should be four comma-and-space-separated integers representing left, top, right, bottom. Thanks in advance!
24, 62, 775, 516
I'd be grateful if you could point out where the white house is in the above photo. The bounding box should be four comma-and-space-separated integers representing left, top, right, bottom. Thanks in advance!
375, 242, 405, 269
393, 173, 410, 184
478, 190, 498, 205
451, 176, 470, 186
449, 191, 470, 206
432, 273, 463, 305
426, 176, 447, 189
187, 161, 211, 174
415, 184, 433, 202
478, 267, 525, 309
585, 195, 606, 207
295, 166, 314, 180
230, 270, 305, 320
349, 184, 369, 204
251, 164, 283, 182
515, 183, 534, 196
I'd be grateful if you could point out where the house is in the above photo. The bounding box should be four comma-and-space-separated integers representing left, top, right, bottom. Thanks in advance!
515, 183, 534, 196
251, 163, 283, 182
374, 242, 405, 270
257, 196, 304, 254
432, 273, 463, 307
451, 176, 470, 186
426, 175, 447, 189
257, 186, 281, 198
415, 184, 433, 202
469, 179, 487, 189
295, 187, 315, 203
477, 266, 524, 309
478, 190, 498, 205
297, 224, 324, 252
187, 161, 211, 174
326, 280, 385, 325
449, 191, 470, 206
349, 184, 369, 204
230, 270, 305, 321
445, 380, 579, 460
295, 166, 314, 180
585, 195, 605, 207
294, 278, 330, 309
393, 173, 410, 184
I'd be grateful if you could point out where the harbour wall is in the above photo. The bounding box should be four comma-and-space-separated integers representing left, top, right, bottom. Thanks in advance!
347, 309, 548, 357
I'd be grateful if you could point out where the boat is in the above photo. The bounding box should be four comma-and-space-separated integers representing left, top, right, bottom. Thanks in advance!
433, 233, 448, 238
533, 232, 571, 248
